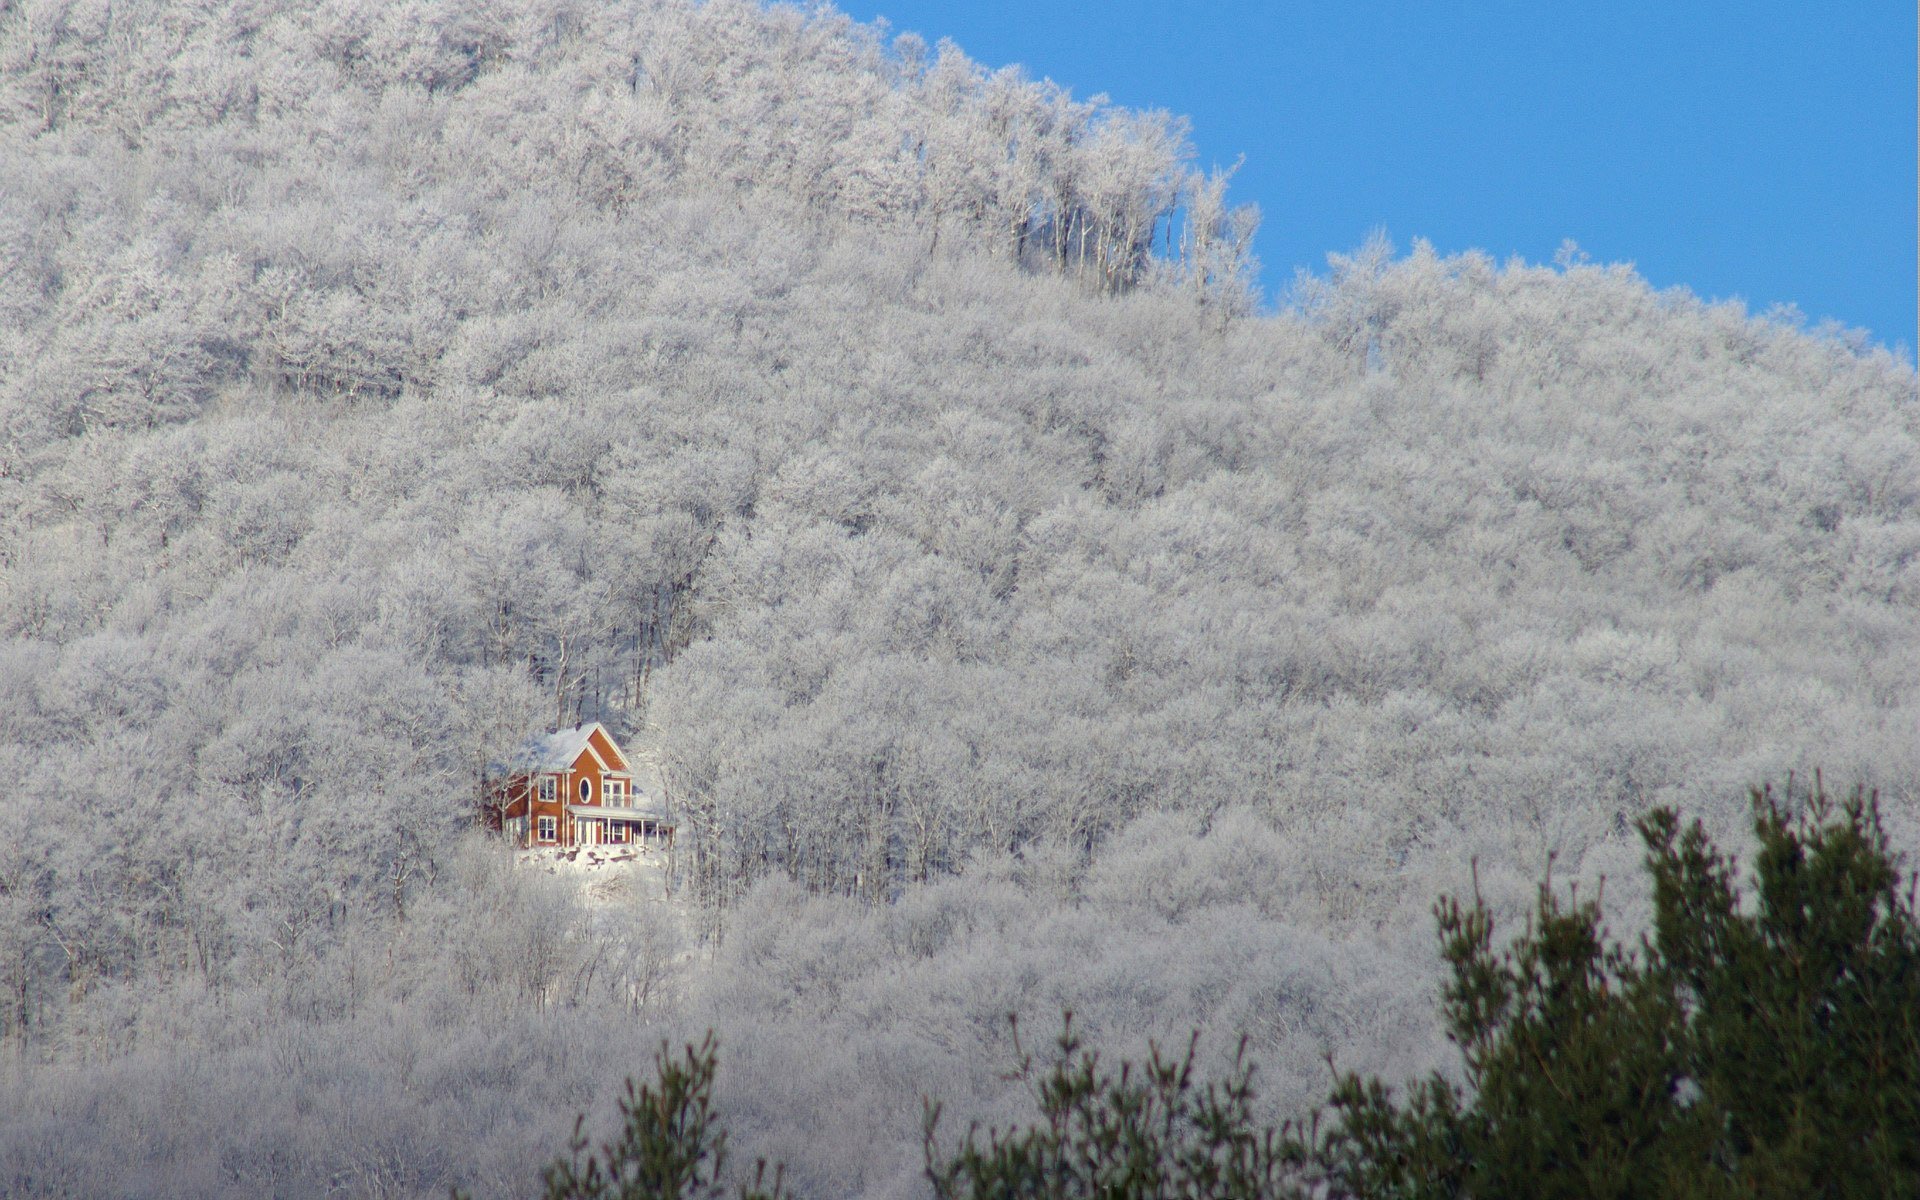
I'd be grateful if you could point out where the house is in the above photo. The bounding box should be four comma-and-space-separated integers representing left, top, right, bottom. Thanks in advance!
484, 722, 675, 852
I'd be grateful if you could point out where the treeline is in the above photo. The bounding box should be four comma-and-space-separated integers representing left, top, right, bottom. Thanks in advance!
0, 0, 1916, 1194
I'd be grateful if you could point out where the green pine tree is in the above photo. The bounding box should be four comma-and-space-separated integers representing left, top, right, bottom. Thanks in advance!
1321, 782, 1920, 1198
922, 1015, 1303, 1200
458, 1033, 786, 1200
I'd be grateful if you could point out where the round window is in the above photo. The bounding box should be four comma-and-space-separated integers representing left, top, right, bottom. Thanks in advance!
580, 778, 592, 801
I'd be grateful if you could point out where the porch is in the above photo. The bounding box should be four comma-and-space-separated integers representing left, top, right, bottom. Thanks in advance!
565, 805, 676, 849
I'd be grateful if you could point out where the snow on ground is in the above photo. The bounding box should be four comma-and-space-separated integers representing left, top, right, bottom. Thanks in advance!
516, 844, 677, 909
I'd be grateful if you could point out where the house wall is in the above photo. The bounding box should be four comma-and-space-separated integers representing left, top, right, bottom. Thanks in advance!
564, 748, 601, 845
497, 777, 532, 822
498, 773, 570, 847
532, 774, 567, 846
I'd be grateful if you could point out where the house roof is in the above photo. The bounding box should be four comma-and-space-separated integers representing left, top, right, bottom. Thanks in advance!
490, 723, 673, 818
502, 722, 621, 774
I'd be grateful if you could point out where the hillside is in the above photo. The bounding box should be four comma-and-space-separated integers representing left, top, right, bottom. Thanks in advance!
1, 0, 1916, 1195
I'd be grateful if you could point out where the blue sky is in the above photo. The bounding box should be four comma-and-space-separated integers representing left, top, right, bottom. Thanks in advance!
842, 2, 1916, 357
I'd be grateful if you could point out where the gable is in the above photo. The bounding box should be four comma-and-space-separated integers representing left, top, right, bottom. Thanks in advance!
502, 722, 629, 776
568, 742, 609, 774
586, 725, 630, 772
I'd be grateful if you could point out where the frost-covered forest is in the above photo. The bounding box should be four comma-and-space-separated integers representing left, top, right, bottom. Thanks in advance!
1, 0, 1917, 1195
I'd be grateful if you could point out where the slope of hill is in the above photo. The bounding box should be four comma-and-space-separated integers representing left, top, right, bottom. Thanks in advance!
1, 0, 1915, 1195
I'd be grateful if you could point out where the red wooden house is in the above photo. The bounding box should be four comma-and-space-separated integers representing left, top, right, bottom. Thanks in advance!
485, 722, 675, 851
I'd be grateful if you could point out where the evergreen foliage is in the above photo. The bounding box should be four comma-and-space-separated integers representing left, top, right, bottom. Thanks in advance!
923, 1016, 1299, 1200
531, 1034, 787, 1200
908, 786, 1920, 1198
1322, 782, 1920, 1198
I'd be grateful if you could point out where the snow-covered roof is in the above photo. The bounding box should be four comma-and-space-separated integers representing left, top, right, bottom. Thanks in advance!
501, 722, 620, 774
490, 723, 672, 815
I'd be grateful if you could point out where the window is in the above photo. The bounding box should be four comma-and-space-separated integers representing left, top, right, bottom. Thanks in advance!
606, 779, 626, 807
537, 815, 556, 842
579, 777, 593, 802
538, 776, 556, 802
607, 823, 627, 844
